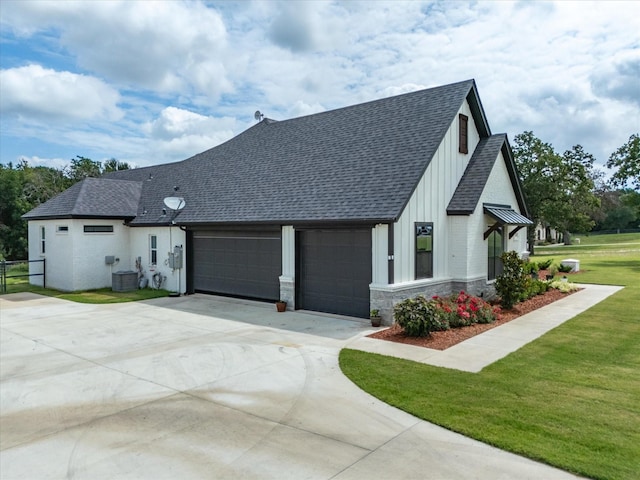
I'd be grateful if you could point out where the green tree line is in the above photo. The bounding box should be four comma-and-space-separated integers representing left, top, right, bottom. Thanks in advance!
513, 132, 639, 254
0, 156, 130, 260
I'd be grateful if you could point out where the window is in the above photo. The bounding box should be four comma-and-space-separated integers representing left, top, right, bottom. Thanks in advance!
415, 222, 433, 279
150, 235, 157, 265
83, 225, 114, 233
56, 225, 69, 233
487, 227, 504, 280
40, 226, 46, 254
458, 114, 468, 154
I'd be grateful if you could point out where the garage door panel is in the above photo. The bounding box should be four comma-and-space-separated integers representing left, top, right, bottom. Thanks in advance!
298, 229, 371, 319
193, 230, 281, 300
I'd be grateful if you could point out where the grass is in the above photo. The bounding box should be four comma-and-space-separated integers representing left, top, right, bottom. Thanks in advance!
340, 233, 640, 480
1, 263, 169, 303
539, 231, 640, 246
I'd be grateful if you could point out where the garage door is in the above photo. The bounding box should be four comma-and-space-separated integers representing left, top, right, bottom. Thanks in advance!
192, 229, 281, 300
297, 229, 371, 318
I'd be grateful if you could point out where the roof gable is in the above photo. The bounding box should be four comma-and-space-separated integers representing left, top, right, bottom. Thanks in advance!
447, 134, 530, 217
107, 79, 485, 225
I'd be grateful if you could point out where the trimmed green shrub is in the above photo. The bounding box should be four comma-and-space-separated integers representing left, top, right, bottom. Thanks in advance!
557, 263, 573, 273
537, 258, 553, 270
495, 251, 528, 309
393, 295, 448, 337
523, 261, 539, 276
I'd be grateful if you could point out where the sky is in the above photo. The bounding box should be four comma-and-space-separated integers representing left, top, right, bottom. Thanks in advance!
1, 0, 639, 173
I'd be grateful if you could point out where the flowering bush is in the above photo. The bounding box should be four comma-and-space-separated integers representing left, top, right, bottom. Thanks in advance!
433, 291, 500, 327
394, 291, 500, 337
549, 280, 580, 293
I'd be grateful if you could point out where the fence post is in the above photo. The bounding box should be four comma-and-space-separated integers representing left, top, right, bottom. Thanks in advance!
43, 258, 46, 289
1, 261, 5, 293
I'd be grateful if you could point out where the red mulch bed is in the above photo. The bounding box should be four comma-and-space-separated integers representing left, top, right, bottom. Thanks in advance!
367, 270, 583, 351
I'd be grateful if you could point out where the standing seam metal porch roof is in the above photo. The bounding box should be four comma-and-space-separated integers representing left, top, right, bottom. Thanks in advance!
101, 79, 488, 226
484, 205, 533, 226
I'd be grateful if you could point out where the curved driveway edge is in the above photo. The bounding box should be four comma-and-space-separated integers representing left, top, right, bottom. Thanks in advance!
1, 293, 582, 479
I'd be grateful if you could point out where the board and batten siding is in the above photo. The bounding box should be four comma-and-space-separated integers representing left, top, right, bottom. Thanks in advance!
371, 223, 389, 286
393, 99, 481, 284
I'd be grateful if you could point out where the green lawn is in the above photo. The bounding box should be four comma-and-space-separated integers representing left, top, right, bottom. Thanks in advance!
340, 234, 640, 480
1, 263, 169, 303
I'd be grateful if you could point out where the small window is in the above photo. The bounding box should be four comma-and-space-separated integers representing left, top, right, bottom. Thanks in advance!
40, 226, 46, 254
415, 222, 433, 279
150, 235, 157, 265
459, 114, 468, 154
487, 227, 504, 280
56, 225, 69, 233
84, 225, 114, 233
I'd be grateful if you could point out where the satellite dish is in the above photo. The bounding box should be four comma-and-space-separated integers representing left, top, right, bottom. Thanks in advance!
254, 110, 264, 121
163, 196, 185, 211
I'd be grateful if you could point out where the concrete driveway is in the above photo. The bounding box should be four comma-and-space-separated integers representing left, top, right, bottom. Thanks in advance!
1, 293, 580, 479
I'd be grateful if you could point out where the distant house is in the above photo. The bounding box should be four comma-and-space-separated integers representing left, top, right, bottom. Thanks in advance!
535, 222, 561, 244
23, 79, 532, 323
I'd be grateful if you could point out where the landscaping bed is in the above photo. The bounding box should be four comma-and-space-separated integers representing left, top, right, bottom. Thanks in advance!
368, 285, 578, 350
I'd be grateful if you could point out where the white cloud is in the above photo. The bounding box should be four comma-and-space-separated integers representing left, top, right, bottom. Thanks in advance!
17, 155, 70, 171
142, 106, 237, 161
1, 0, 639, 170
1, 0, 231, 99
0, 65, 122, 121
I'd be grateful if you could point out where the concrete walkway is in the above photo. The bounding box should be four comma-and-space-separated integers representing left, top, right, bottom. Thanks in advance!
348, 283, 623, 372
0, 288, 614, 479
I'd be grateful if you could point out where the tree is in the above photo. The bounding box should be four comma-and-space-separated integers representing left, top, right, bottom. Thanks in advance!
103, 158, 130, 173
512, 132, 600, 252
606, 133, 639, 191
547, 145, 600, 244
0, 164, 28, 260
69, 155, 102, 182
512, 132, 564, 254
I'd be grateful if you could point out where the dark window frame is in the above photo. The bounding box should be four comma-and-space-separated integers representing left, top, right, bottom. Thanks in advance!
487, 226, 504, 280
40, 226, 46, 254
150, 234, 158, 265
83, 225, 114, 233
415, 222, 434, 280
459, 113, 468, 154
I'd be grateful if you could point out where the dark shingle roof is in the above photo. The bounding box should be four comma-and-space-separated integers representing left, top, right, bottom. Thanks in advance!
102, 79, 482, 225
22, 178, 142, 220
447, 134, 530, 218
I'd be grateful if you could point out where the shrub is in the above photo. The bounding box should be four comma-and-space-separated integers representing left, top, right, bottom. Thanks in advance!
537, 258, 553, 270
549, 280, 580, 293
395, 292, 500, 337
557, 263, 573, 273
495, 251, 529, 309
523, 261, 539, 276
393, 296, 447, 337
521, 278, 549, 300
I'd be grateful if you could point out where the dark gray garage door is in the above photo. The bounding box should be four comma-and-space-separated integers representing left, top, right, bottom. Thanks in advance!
297, 229, 371, 319
193, 229, 281, 300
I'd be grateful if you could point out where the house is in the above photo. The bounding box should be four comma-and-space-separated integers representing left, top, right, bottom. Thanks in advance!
23, 79, 532, 323
535, 222, 561, 244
